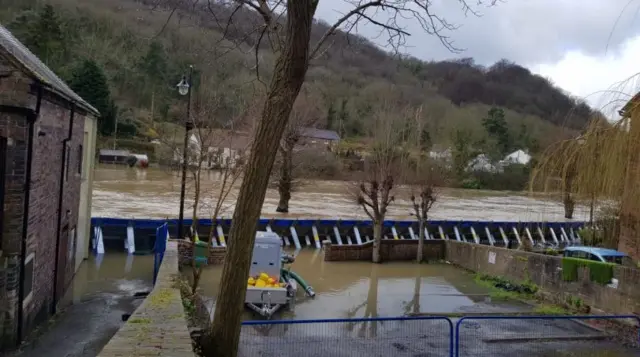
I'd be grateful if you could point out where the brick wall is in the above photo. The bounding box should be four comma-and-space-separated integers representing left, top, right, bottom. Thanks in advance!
177, 239, 226, 266
323, 239, 445, 262
445, 240, 640, 316
98, 240, 195, 357
0, 54, 86, 347
24, 97, 85, 332
0, 61, 31, 348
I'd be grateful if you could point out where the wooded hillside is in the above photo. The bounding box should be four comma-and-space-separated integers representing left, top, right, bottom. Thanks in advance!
0, 0, 595, 153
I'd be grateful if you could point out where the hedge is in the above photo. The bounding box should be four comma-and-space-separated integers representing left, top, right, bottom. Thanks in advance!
561, 257, 615, 284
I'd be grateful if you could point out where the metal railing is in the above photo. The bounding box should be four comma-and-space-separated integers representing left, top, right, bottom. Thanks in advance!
237, 315, 640, 357
454, 315, 640, 357
240, 316, 453, 357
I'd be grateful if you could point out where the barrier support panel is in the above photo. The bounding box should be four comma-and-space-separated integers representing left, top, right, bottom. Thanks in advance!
240, 316, 454, 357
454, 315, 640, 357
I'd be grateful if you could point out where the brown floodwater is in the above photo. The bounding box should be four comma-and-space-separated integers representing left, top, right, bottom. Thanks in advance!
188, 249, 531, 321
91, 165, 591, 221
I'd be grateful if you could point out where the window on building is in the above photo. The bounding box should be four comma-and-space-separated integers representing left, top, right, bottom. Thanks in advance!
0, 136, 6, 251
78, 145, 83, 176
68, 227, 76, 260
23, 252, 35, 307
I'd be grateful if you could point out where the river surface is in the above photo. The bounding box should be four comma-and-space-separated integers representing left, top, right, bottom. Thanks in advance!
9, 254, 153, 357
92, 165, 590, 221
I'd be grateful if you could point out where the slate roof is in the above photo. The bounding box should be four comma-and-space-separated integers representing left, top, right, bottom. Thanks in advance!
300, 127, 340, 141
0, 24, 99, 116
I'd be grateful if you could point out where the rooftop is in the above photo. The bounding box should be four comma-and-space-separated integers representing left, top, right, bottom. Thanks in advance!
300, 128, 340, 141
0, 24, 99, 116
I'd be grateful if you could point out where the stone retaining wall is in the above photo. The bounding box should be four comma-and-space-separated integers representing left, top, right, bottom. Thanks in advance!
177, 239, 226, 266
445, 240, 640, 316
323, 239, 445, 261
98, 241, 195, 357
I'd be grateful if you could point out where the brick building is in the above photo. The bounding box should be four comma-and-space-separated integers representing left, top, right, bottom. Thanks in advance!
0, 25, 99, 350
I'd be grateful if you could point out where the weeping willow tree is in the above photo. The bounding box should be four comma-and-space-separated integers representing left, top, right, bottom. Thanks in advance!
530, 102, 638, 256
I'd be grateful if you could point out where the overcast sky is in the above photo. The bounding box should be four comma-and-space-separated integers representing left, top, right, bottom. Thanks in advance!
315, 0, 640, 117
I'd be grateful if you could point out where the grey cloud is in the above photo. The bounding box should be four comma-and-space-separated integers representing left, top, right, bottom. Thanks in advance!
315, 0, 640, 66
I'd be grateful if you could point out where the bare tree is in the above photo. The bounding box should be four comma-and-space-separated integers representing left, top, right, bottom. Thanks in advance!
153, 1, 502, 355
410, 163, 440, 262
274, 91, 321, 212
408, 106, 443, 262
354, 105, 409, 263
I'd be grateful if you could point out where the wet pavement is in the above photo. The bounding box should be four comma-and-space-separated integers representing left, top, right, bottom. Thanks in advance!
7, 254, 154, 357
91, 165, 592, 221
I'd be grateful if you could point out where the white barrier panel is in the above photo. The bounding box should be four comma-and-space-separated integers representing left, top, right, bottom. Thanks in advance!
126, 225, 136, 254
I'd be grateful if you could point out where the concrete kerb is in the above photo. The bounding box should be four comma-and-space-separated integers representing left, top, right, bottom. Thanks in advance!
97, 240, 195, 357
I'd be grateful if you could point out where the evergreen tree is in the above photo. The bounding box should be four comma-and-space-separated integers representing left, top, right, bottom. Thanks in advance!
69, 59, 116, 136
481, 107, 510, 158
24, 5, 66, 67
137, 41, 168, 106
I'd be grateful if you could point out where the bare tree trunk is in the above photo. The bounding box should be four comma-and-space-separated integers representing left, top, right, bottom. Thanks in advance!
417, 218, 425, 263
276, 147, 293, 213
192, 167, 201, 234
372, 219, 383, 263
563, 172, 574, 219
563, 192, 574, 219
207, 2, 315, 356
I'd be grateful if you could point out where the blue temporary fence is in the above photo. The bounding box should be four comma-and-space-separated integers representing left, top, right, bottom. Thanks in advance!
152, 223, 168, 285
236, 315, 640, 357
240, 316, 454, 357
454, 315, 640, 357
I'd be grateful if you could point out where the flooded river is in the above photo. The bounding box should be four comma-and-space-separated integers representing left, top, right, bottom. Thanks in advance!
92, 165, 590, 221
190, 249, 531, 321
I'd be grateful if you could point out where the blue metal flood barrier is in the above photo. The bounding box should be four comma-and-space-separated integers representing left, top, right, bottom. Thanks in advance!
454, 315, 640, 357
153, 223, 168, 285
240, 316, 454, 357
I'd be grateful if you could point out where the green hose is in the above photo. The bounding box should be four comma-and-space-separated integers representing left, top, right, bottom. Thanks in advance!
281, 269, 315, 298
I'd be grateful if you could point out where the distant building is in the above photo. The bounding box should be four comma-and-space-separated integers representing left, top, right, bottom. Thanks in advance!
98, 149, 131, 164
174, 130, 250, 169
503, 149, 531, 165
0, 25, 99, 349
467, 154, 499, 173
299, 128, 340, 149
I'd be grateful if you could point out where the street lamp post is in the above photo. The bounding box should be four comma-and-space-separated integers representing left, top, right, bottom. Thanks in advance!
177, 65, 194, 240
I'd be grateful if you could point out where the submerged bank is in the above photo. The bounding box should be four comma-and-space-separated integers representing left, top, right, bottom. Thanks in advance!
188, 249, 533, 321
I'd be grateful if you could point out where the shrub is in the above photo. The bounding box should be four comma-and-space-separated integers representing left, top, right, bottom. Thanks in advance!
561, 257, 615, 284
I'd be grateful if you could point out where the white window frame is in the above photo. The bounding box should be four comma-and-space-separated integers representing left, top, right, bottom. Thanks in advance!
23, 252, 35, 307
68, 227, 76, 260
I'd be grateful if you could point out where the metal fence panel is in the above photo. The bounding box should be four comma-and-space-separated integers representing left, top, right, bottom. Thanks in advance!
240, 316, 454, 357
455, 315, 640, 357
152, 223, 168, 285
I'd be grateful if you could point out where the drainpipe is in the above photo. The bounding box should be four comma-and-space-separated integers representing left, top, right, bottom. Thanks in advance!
52, 103, 75, 315
16, 84, 43, 345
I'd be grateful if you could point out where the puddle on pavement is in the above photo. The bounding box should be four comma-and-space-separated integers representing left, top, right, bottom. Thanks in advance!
9, 254, 155, 357
189, 249, 531, 320
61, 253, 154, 305
91, 165, 592, 221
